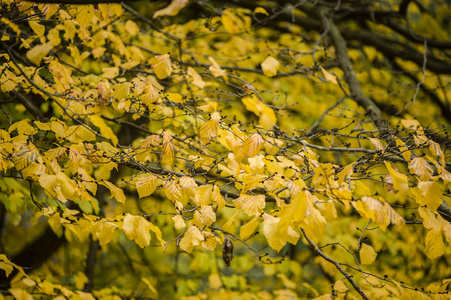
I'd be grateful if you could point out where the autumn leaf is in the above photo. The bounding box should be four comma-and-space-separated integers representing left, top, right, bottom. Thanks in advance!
199, 119, 219, 144
122, 214, 151, 248
208, 56, 228, 79
187, 67, 205, 89
179, 226, 204, 253
26, 42, 53, 65
221, 10, 239, 34
416, 181, 442, 211
150, 54, 173, 79
103, 181, 126, 204
161, 131, 175, 164
369, 138, 384, 151
136, 174, 158, 198
241, 95, 277, 130
233, 194, 266, 216
240, 216, 259, 239
360, 243, 377, 265
164, 180, 182, 202
425, 229, 445, 260
240, 133, 264, 158
172, 215, 186, 230
261, 56, 280, 77
320, 67, 338, 84
75, 5, 94, 28
384, 162, 409, 192
153, 0, 189, 18
262, 213, 300, 252
89, 115, 118, 146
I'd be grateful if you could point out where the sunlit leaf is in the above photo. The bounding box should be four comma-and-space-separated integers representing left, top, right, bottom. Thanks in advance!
425, 229, 445, 260
153, 0, 189, 18
136, 174, 158, 198
122, 214, 151, 248
360, 243, 377, 265
179, 226, 204, 253
233, 194, 265, 216
149, 54, 173, 79
261, 56, 280, 77
161, 131, 175, 164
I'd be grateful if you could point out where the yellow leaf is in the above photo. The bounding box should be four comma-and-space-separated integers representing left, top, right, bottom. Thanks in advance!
241, 95, 277, 130
103, 181, 126, 204
417, 181, 442, 211
141, 83, 161, 104
0, 256, 14, 277
39, 173, 57, 198
75, 5, 94, 28
96, 221, 117, 246
253, 7, 269, 15
136, 174, 158, 198
201, 231, 218, 251
261, 56, 280, 77
26, 42, 53, 66
195, 185, 212, 206
396, 138, 411, 162
418, 207, 442, 231
179, 176, 197, 197
153, 0, 189, 18
21, 163, 45, 181
383, 201, 405, 229
320, 67, 338, 84
337, 163, 354, 186
222, 210, 239, 232
208, 56, 227, 79
334, 280, 348, 293
240, 133, 264, 158
240, 216, 259, 239
56, 172, 78, 201
141, 278, 158, 298
212, 185, 226, 209
352, 196, 389, 231
48, 212, 61, 233
199, 119, 219, 144
262, 213, 299, 252
429, 140, 445, 166
125, 20, 139, 36
149, 222, 165, 247
179, 226, 204, 253
164, 180, 182, 202
101, 67, 119, 79
172, 215, 186, 230
89, 115, 118, 146
29, 21, 45, 38
233, 194, 266, 216
12, 144, 39, 170
316, 200, 337, 223
360, 243, 377, 265
425, 229, 445, 259
279, 191, 307, 228
369, 138, 384, 151
300, 208, 327, 243
409, 157, 433, 181
384, 162, 409, 192
187, 67, 205, 89
161, 131, 175, 164
150, 54, 173, 79
195, 205, 216, 226
221, 10, 239, 34
122, 214, 151, 248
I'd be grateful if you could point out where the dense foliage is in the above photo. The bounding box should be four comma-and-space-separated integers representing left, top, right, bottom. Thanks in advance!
1, 0, 451, 298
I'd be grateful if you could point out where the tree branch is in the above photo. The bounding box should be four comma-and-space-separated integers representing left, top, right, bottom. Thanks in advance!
301, 229, 370, 300
325, 10, 388, 134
